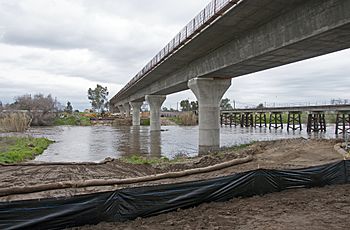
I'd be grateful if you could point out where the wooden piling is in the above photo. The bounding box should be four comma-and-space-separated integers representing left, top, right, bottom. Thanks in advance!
306, 111, 326, 133
269, 112, 283, 129
287, 111, 302, 131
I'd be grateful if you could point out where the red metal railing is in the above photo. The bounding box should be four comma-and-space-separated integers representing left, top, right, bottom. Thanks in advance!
114, 0, 241, 100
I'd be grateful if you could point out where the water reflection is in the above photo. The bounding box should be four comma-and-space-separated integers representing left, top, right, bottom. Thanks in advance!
10, 124, 339, 162
150, 131, 161, 157
129, 126, 141, 155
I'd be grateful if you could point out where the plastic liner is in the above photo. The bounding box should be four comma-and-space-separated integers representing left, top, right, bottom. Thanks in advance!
0, 160, 349, 230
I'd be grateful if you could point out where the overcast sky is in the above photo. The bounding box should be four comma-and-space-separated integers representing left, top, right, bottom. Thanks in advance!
0, 0, 349, 110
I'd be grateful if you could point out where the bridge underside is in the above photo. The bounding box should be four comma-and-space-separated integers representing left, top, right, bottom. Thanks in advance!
111, 0, 350, 153
111, 0, 350, 105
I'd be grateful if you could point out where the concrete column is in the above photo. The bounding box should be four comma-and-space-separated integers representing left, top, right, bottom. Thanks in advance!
188, 78, 231, 153
145, 95, 166, 131
117, 105, 125, 118
130, 102, 143, 126
123, 103, 131, 118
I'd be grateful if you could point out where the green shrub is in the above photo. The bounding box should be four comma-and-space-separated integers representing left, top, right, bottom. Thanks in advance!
0, 136, 54, 164
54, 113, 91, 126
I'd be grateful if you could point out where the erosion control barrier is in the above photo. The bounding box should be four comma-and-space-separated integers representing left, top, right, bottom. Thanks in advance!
0, 160, 349, 229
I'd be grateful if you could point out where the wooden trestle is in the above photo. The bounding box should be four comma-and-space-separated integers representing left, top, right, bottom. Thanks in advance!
220, 105, 350, 134
287, 111, 302, 131
240, 112, 254, 127
255, 112, 267, 128
335, 112, 350, 135
269, 112, 283, 129
306, 112, 326, 133
220, 113, 240, 127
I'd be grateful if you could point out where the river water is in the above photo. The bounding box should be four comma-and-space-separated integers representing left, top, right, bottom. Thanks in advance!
13, 124, 338, 162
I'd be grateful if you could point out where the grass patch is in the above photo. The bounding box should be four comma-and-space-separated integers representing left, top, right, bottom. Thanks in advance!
167, 117, 182, 125
0, 136, 54, 164
167, 112, 198, 126
122, 142, 255, 165
54, 114, 91, 126
121, 155, 174, 165
140, 118, 150, 126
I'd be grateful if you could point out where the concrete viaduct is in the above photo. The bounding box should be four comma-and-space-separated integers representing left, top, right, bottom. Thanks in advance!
110, 0, 350, 153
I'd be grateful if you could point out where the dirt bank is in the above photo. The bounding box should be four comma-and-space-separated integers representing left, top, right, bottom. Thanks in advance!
0, 138, 342, 201
74, 184, 350, 230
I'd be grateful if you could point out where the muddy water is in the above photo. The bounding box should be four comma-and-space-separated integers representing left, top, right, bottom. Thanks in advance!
12, 124, 337, 162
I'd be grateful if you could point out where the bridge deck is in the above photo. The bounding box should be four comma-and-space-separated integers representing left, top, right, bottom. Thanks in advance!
111, 0, 350, 106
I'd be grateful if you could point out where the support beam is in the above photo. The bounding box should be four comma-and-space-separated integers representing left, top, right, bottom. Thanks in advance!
130, 102, 143, 126
287, 111, 302, 131
145, 95, 166, 131
188, 78, 231, 154
123, 103, 131, 118
335, 112, 350, 135
240, 112, 254, 127
269, 112, 283, 129
118, 105, 125, 118
307, 111, 326, 133
255, 112, 267, 128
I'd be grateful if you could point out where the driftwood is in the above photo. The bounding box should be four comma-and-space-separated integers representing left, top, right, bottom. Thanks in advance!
0, 158, 114, 167
0, 156, 253, 197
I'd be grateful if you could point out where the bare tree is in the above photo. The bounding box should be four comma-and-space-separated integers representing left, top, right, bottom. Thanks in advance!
10, 94, 60, 126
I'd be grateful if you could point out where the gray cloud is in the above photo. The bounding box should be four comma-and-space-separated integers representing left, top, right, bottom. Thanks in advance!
0, 0, 349, 110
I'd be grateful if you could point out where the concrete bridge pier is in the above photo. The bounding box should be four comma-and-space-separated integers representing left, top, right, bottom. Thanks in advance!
130, 102, 143, 126
118, 105, 125, 118
188, 78, 231, 154
123, 103, 131, 118
145, 95, 166, 131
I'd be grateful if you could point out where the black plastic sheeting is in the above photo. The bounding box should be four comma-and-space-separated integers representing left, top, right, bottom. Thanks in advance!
0, 160, 349, 230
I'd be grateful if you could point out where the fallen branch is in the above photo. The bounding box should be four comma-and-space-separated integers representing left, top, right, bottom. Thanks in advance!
0, 158, 114, 167
0, 155, 253, 197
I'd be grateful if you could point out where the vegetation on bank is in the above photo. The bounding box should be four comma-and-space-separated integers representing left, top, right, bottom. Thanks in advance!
121, 155, 172, 165
140, 118, 150, 126
121, 142, 255, 165
167, 112, 198, 126
0, 112, 31, 132
0, 136, 54, 164
54, 113, 91, 126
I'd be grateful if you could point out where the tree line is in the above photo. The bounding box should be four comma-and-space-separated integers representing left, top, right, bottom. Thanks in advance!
162, 98, 233, 112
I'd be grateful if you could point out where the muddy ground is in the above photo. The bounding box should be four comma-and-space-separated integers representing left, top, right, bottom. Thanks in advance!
75, 184, 350, 230
0, 138, 348, 229
0, 138, 343, 201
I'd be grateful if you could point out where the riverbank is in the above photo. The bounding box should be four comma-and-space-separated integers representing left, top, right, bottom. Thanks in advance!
0, 138, 343, 202
0, 136, 53, 164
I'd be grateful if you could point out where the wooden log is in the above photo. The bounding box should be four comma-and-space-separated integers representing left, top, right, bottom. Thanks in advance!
0, 156, 253, 197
